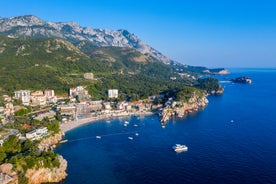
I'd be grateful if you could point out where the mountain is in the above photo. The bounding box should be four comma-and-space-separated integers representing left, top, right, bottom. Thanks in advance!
0, 15, 172, 64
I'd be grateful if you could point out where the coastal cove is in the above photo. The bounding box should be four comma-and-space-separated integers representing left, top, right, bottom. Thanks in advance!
56, 69, 276, 184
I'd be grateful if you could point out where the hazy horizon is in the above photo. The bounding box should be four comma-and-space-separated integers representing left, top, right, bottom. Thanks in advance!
1, 0, 275, 68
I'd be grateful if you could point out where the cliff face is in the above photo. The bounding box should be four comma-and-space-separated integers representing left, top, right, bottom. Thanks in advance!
38, 131, 64, 151
25, 155, 67, 184
160, 95, 208, 123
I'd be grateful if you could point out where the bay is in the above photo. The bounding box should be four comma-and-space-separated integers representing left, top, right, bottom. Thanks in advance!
56, 68, 276, 184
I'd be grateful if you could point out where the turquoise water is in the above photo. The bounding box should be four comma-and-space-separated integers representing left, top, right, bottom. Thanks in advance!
56, 68, 276, 184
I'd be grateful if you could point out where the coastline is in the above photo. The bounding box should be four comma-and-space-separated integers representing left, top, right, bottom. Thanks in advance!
60, 111, 155, 133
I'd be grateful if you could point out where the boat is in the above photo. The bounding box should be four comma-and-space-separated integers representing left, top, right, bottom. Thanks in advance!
135, 133, 139, 136
124, 121, 129, 124
128, 137, 133, 140
133, 124, 138, 127
123, 124, 128, 127
162, 124, 166, 128
172, 144, 188, 152
96, 136, 101, 139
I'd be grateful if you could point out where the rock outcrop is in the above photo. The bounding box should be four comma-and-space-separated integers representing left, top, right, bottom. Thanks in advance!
230, 77, 252, 84
0, 163, 18, 184
160, 95, 208, 123
25, 155, 67, 184
38, 131, 64, 151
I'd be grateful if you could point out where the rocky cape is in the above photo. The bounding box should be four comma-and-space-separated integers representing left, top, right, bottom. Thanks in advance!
25, 155, 67, 184
160, 94, 209, 123
0, 132, 67, 184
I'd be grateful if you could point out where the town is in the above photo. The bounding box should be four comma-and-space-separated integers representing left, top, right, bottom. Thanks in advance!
0, 85, 166, 145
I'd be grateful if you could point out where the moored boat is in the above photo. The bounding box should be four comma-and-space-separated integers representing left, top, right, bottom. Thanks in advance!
172, 144, 188, 152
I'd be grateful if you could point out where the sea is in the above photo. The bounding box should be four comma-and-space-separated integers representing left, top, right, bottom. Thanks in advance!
55, 68, 276, 184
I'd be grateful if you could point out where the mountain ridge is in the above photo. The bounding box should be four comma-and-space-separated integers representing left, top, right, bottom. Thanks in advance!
0, 15, 172, 64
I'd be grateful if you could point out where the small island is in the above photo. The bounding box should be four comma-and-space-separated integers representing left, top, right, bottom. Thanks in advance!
230, 77, 252, 84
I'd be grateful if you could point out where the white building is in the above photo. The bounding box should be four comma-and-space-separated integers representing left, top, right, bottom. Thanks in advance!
26, 127, 48, 140
44, 90, 57, 104
14, 90, 31, 106
108, 89, 118, 98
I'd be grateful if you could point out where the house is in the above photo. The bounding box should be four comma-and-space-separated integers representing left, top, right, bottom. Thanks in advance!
26, 127, 48, 140
2, 95, 11, 102
116, 102, 124, 110
108, 89, 118, 98
125, 104, 132, 111
103, 102, 111, 110
14, 90, 31, 106
84, 73, 94, 80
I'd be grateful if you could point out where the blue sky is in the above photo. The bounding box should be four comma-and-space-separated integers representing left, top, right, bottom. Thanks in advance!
1, 0, 276, 68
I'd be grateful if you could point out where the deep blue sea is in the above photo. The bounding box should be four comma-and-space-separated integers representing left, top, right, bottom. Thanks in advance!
56, 68, 276, 184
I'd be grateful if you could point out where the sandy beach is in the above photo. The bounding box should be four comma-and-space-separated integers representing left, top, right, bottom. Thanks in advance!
60, 111, 155, 133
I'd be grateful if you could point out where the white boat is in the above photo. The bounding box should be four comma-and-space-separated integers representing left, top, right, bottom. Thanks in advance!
172, 144, 188, 152
162, 125, 166, 128
133, 124, 138, 127
96, 136, 101, 139
135, 133, 139, 136
128, 137, 133, 140
124, 121, 129, 125
124, 124, 128, 127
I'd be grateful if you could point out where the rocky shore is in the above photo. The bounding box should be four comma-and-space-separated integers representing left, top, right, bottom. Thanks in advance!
38, 131, 64, 151
0, 132, 67, 184
160, 94, 209, 123
25, 155, 67, 184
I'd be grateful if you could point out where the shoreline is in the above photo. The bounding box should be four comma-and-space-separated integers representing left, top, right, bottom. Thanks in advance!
60, 111, 155, 133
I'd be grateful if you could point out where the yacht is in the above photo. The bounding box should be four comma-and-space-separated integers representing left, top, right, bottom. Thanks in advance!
172, 144, 188, 152
135, 133, 139, 136
128, 137, 133, 140
96, 136, 101, 139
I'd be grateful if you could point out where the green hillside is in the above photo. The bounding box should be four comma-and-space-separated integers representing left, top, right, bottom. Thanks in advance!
0, 36, 199, 100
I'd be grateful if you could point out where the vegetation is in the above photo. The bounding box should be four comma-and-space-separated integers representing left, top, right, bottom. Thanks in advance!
0, 36, 215, 100
196, 78, 223, 93
0, 135, 60, 180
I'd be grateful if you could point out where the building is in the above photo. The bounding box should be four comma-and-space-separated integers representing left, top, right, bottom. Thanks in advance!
14, 90, 31, 106
57, 105, 76, 117
44, 89, 55, 98
30, 91, 46, 106
69, 86, 90, 101
26, 127, 48, 140
2, 95, 11, 102
108, 89, 118, 98
44, 90, 57, 104
84, 73, 94, 80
